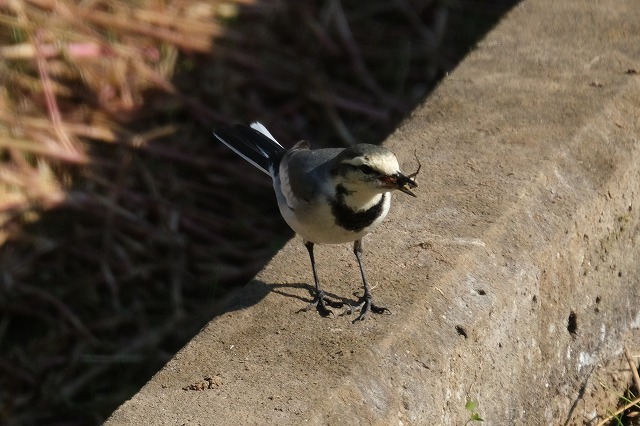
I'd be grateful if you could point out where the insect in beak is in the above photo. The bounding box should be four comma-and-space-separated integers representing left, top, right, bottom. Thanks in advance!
396, 152, 421, 197
380, 172, 418, 197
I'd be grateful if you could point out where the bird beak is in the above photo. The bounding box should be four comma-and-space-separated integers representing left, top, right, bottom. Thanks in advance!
381, 173, 418, 197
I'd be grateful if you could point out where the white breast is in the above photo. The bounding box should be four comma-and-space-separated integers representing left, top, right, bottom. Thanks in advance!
274, 172, 392, 244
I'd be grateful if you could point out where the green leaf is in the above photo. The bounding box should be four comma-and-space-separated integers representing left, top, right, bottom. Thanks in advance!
470, 413, 484, 422
465, 400, 478, 411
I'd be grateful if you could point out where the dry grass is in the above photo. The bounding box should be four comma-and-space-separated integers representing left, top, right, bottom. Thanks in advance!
0, 0, 516, 423
594, 346, 640, 425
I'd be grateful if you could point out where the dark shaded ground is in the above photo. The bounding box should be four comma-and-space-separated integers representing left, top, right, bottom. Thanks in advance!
0, 0, 518, 423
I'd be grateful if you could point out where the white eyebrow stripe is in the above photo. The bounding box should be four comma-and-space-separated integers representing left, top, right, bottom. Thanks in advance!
341, 156, 368, 166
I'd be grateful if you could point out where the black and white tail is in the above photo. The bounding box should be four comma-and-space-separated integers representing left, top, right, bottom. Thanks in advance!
213, 122, 285, 176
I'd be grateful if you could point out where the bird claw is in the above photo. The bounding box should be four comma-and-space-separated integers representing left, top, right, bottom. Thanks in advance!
342, 296, 391, 323
297, 290, 343, 317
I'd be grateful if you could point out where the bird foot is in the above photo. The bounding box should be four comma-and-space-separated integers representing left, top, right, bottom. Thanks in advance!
343, 295, 391, 323
297, 290, 343, 317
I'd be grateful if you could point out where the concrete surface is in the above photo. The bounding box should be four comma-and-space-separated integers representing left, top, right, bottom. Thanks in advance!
106, 0, 640, 424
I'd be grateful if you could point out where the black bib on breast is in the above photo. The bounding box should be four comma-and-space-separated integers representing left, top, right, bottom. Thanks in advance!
330, 185, 387, 232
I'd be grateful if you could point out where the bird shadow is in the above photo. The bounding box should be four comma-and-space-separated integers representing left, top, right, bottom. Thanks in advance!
215, 279, 354, 317
271, 282, 352, 306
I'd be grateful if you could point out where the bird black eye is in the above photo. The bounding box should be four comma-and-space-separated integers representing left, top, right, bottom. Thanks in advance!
358, 165, 376, 175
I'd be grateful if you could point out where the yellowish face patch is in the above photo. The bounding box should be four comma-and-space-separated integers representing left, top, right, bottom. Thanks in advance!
341, 153, 400, 176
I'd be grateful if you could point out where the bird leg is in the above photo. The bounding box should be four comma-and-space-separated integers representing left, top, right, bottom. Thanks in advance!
344, 239, 391, 323
298, 241, 343, 317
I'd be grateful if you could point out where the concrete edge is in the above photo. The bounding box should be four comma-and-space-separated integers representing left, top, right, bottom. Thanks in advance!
106, 0, 640, 424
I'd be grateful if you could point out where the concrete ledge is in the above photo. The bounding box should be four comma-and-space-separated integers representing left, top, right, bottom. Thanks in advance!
107, 0, 640, 424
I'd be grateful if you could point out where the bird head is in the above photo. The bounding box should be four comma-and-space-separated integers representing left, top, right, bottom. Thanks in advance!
333, 144, 418, 197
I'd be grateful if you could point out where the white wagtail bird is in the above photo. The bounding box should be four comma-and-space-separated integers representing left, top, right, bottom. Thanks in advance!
214, 122, 418, 322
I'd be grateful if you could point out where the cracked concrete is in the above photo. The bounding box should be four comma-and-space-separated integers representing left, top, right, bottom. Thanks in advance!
106, 0, 640, 424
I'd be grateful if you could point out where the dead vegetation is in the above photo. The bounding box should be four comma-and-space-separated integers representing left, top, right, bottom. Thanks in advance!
594, 346, 640, 426
0, 0, 516, 423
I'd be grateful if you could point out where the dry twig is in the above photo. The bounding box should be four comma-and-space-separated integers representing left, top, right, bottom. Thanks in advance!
624, 345, 640, 395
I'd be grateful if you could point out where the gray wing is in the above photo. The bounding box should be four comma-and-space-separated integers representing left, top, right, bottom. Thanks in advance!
283, 144, 344, 203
